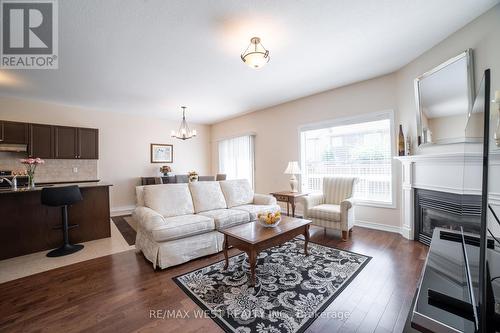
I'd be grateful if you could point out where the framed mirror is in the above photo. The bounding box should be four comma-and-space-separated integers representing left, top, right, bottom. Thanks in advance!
415, 49, 475, 146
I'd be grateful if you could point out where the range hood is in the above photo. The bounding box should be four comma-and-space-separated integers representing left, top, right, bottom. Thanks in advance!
0, 143, 28, 152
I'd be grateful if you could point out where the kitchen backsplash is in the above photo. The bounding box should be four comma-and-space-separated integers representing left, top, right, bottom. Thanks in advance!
0, 152, 98, 183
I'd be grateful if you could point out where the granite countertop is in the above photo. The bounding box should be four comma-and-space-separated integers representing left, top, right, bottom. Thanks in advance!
0, 181, 112, 194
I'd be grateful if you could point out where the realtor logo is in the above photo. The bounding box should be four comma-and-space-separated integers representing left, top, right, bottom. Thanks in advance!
1, 0, 58, 69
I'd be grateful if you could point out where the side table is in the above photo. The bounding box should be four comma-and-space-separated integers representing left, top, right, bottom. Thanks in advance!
270, 191, 308, 217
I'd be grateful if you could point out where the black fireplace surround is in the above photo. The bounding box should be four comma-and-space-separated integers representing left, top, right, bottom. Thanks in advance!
414, 189, 481, 245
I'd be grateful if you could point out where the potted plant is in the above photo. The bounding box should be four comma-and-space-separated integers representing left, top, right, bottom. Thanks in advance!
20, 158, 45, 188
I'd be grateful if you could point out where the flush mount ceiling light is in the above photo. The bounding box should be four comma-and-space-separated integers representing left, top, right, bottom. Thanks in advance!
171, 106, 197, 140
241, 37, 270, 69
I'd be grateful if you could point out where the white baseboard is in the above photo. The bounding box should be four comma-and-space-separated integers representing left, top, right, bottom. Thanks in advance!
354, 219, 402, 235
399, 226, 414, 240
111, 205, 136, 217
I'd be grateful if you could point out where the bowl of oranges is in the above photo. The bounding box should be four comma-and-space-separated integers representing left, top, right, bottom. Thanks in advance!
257, 211, 282, 228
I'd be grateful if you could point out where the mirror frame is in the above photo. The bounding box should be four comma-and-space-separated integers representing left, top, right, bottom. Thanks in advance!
414, 49, 475, 147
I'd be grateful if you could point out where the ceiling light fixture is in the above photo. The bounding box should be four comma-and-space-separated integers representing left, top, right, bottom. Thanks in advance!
241, 37, 270, 69
171, 106, 197, 140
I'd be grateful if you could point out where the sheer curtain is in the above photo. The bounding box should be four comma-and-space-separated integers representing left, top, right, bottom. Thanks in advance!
218, 135, 255, 188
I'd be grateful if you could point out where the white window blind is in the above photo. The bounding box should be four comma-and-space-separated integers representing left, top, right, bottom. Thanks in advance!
300, 116, 394, 205
218, 135, 255, 187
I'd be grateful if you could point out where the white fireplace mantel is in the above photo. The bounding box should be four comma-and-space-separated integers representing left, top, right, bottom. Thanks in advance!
394, 152, 486, 240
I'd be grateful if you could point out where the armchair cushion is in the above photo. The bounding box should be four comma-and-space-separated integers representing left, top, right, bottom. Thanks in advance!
219, 179, 254, 208
307, 204, 341, 221
302, 193, 324, 213
323, 177, 356, 205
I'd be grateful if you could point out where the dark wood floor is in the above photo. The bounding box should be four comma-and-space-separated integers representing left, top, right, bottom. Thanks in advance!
0, 226, 428, 333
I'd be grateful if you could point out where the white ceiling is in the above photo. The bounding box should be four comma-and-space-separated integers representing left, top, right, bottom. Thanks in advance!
0, 0, 498, 124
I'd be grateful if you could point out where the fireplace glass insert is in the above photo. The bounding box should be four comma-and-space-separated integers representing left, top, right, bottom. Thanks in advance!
415, 189, 481, 245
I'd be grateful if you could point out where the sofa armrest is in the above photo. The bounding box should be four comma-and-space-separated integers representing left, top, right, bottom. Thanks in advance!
302, 193, 324, 217
132, 206, 166, 232
253, 193, 277, 205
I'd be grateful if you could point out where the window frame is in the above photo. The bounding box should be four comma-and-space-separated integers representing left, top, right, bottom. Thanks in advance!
298, 110, 397, 209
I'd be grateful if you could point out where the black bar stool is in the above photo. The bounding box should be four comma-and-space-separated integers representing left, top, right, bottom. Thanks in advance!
41, 185, 84, 257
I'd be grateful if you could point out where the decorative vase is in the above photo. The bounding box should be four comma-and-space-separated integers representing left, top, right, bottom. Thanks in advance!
28, 174, 35, 188
398, 124, 405, 156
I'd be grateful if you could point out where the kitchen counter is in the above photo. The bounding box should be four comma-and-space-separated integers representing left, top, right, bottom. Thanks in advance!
0, 181, 112, 194
0, 181, 112, 260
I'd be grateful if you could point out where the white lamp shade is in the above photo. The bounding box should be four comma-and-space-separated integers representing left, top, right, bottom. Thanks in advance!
284, 161, 301, 174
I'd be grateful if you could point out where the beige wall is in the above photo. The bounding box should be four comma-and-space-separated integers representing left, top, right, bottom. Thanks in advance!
211, 74, 402, 230
211, 5, 500, 231
0, 97, 211, 212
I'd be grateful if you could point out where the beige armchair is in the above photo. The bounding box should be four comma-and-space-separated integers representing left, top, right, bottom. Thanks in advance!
302, 177, 357, 241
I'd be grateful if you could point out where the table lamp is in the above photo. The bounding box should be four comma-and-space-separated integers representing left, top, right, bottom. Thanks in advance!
284, 161, 301, 192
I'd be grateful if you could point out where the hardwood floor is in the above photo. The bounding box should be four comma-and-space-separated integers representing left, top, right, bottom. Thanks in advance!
0, 226, 428, 333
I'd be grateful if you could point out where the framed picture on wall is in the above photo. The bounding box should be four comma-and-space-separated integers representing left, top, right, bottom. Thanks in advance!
150, 144, 173, 163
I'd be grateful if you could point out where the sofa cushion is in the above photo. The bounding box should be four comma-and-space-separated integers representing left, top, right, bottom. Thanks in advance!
307, 204, 341, 221
198, 209, 250, 230
150, 214, 215, 242
219, 179, 254, 208
189, 181, 227, 213
143, 184, 194, 218
233, 204, 281, 220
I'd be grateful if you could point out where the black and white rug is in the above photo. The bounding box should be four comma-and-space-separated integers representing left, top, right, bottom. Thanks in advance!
174, 239, 371, 333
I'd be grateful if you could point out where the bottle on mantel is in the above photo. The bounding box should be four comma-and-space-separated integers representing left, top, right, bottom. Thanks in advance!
398, 124, 405, 156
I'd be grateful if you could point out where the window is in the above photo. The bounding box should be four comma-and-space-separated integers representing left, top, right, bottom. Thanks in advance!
300, 112, 394, 206
218, 135, 255, 187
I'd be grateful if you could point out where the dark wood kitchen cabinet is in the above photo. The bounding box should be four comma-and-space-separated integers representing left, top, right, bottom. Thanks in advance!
77, 128, 99, 159
54, 126, 78, 159
28, 123, 54, 158
54, 126, 99, 159
0, 121, 28, 144
1, 119, 99, 159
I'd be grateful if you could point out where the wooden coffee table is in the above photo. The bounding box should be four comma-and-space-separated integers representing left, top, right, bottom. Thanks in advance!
221, 216, 311, 286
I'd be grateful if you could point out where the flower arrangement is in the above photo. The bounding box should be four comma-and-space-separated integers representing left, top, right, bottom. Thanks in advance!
20, 158, 45, 188
160, 165, 172, 176
188, 171, 198, 182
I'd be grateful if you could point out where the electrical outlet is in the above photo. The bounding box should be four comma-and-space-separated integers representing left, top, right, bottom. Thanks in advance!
73, 167, 78, 173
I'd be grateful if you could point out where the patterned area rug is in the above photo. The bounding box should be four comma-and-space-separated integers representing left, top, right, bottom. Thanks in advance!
174, 238, 371, 333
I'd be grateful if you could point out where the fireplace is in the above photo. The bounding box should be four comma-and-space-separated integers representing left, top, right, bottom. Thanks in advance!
414, 189, 481, 245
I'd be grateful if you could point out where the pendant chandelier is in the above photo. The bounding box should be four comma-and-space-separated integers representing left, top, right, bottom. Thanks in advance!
241, 37, 270, 69
171, 106, 197, 140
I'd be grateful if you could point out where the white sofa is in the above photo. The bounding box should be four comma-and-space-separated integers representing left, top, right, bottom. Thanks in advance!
132, 179, 280, 269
